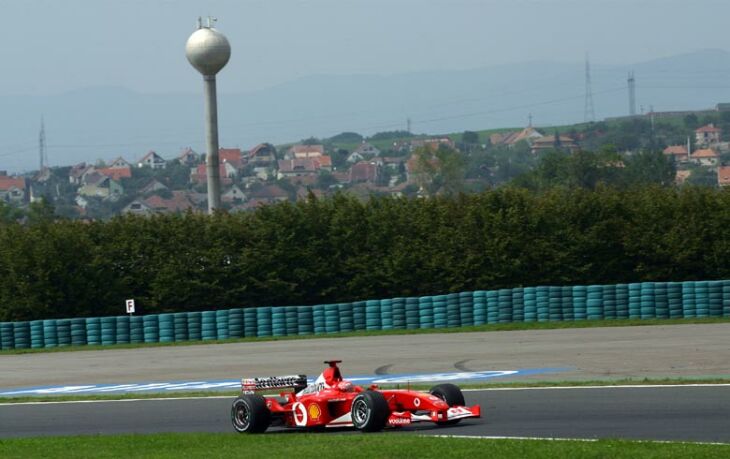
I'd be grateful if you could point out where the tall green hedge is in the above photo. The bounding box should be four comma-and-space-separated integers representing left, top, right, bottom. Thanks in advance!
2, 186, 730, 321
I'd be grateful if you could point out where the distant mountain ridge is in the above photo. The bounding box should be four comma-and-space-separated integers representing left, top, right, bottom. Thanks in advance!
2, 49, 730, 173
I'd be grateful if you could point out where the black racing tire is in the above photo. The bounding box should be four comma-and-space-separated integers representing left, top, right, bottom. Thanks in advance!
351, 391, 390, 432
231, 394, 271, 433
429, 383, 465, 425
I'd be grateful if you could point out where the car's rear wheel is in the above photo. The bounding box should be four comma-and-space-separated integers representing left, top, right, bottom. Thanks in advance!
351, 391, 390, 432
430, 383, 465, 425
231, 394, 271, 433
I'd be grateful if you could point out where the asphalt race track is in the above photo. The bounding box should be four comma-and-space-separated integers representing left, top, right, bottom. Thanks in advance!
2, 386, 729, 442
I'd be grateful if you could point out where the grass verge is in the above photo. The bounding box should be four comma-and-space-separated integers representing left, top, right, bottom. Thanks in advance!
2, 317, 729, 356
0, 433, 726, 458
2, 377, 730, 404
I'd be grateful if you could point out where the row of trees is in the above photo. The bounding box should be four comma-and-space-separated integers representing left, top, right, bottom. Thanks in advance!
2, 185, 730, 321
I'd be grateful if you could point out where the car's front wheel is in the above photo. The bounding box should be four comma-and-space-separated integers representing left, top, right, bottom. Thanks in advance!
231, 394, 271, 433
351, 391, 390, 432
430, 383, 465, 425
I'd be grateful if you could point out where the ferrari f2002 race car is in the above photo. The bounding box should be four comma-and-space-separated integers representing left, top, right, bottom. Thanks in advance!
231, 360, 480, 433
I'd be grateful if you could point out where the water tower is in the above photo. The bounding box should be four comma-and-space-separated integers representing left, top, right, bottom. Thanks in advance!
186, 17, 231, 213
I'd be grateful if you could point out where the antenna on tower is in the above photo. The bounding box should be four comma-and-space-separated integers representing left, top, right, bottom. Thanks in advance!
584, 53, 595, 123
407, 117, 412, 134
628, 71, 636, 116
39, 116, 48, 172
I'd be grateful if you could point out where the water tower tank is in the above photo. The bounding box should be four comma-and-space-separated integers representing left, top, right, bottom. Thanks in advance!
185, 26, 231, 76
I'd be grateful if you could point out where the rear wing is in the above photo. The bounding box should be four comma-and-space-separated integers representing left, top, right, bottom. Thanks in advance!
241, 375, 308, 394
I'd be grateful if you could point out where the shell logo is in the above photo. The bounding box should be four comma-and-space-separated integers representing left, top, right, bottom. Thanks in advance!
308, 403, 322, 420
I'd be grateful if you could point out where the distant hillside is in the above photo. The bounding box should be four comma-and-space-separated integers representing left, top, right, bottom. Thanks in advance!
2, 49, 730, 172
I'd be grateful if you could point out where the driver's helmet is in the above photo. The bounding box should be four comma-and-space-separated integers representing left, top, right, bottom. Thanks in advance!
322, 366, 342, 387
336, 381, 353, 392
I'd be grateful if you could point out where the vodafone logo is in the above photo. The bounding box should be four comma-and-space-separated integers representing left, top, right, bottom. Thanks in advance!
388, 417, 412, 426
292, 402, 308, 426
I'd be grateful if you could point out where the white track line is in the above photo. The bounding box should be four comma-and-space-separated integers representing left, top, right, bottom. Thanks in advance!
426, 435, 730, 446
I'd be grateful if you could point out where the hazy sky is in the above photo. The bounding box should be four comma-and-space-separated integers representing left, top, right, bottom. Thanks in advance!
2, 0, 729, 95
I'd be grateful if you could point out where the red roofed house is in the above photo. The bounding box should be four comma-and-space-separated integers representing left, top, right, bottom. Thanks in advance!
349, 161, 380, 183
143, 191, 195, 213
695, 124, 721, 146
663, 145, 689, 163
248, 143, 277, 166
717, 166, 730, 187
247, 184, 289, 204
314, 155, 332, 172
690, 148, 718, 167
98, 166, 132, 181
190, 163, 234, 185
288, 144, 324, 159
109, 157, 131, 169
0, 173, 27, 203
277, 159, 318, 178
219, 148, 243, 169
410, 137, 456, 151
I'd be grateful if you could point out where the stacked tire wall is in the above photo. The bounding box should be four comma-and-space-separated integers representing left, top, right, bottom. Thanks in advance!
1, 280, 728, 350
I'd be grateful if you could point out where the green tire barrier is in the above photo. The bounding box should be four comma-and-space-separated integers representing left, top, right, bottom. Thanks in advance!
512, 288, 524, 323
432, 295, 447, 328
459, 291, 474, 326
30, 320, 44, 349
56, 319, 71, 347
418, 296, 434, 329
708, 281, 723, 317
227, 309, 243, 339
338, 303, 354, 333
628, 283, 641, 319
116, 316, 130, 344
548, 286, 562, 322
256, 307, 272, 337
100, 317, 117, 345
313, 305, 326, 334
365, 300, 380, 330
86, 317, 101, 345
215, 310, 229, 340
535, 286, 549, 322
297, 306, 313, 335
380, 299, 393, 330
324, 304, 340, 334
602, 285, 616, 320
353, 301, 366, 331
485, 290, 499, 323
200, 311, 217, 340
473, 291, 487, 325
615, 284, 629, 319
129, 316, 144, 344
187, 311, 202, 341
695, 281, 709, 318
446, 293, 460, 328
405, 297, 420, 329
13, 321, 30, 349
4, 279, 730, 350
158, 313, 174, 343
272, 306, 287, 337
654, 283, 669, 319
172, 312, 188, 342
561, 286, 573, 321
391, 298, 406, 330
242, 309, 257, 338
71, 318, 87, 346
286, 306, 299, 336
143, 314, 159, 343
1, 322, 15, 350
573, 286, 587, 320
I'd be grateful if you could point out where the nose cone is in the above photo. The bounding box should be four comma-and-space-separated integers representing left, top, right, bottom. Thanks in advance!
185, 27, 231, 76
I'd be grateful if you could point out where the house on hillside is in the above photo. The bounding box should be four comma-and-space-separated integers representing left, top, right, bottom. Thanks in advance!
142, 191, 195, 214
690, 148, 719, 167
717, 166, 730, 187
109, 157, 132, 169
491, 126, 543, 147
190, 163, 234, 186
277, 159, 318, 178
78, 173, 124, 200
663, 145, 689, 163
138, 151, 166, 169
139, 179, 169, 195
98, 165, 132, 181
69, 163, 92, 185
247, 184, 289, 204
353, 142, 380, 157
530, 135, 579, 154
288, 144, 324, 159
222, 185, 246, 203
0, 173, 27, 203
695, 124, 721, 146
178, 148, 200, 167
349, 161, 380, 183
410, 137, 456, 151
248, 143, 277, 166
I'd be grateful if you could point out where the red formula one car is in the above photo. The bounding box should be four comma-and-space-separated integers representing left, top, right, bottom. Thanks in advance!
231, 360, 480, 433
